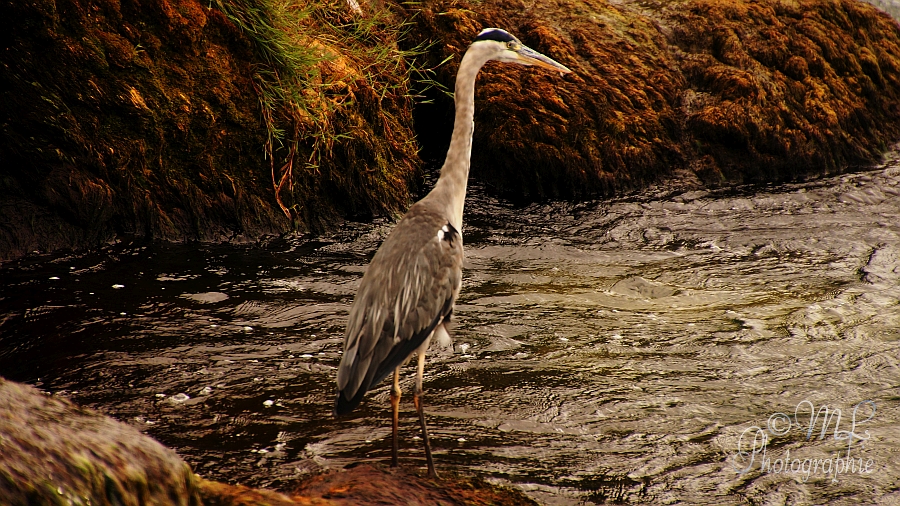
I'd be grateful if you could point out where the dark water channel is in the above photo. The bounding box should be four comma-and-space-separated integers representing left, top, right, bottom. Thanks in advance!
2, 157, 900, 504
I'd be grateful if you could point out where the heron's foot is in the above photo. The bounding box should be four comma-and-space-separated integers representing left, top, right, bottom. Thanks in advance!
414, 391, 438, 478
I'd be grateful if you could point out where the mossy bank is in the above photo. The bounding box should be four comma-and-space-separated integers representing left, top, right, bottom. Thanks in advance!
3, 0, 900, 259
0, 0, 420, 260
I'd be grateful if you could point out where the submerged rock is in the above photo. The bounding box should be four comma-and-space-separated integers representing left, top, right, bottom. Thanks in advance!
405, 0, 900, 199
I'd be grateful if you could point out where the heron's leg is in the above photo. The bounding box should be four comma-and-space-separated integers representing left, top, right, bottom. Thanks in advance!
391, 367, 401, 467
414, 351, 437, 478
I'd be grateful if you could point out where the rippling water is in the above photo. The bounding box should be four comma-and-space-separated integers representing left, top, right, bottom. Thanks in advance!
2, 156, 899, 504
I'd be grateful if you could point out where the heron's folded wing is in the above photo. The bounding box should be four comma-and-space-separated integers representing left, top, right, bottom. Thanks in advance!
336, 205, 463, 401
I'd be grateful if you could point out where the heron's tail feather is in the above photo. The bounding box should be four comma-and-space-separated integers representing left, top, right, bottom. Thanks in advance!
334, 387, 367, 417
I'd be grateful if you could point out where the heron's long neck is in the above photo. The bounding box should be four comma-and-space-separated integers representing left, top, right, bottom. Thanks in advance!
426, 50, 485, 232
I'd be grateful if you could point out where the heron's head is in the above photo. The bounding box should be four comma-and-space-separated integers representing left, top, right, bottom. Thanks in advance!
470, 28, 571, 74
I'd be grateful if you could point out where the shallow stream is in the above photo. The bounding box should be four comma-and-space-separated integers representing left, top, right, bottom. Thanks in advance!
2, 158, 899, 504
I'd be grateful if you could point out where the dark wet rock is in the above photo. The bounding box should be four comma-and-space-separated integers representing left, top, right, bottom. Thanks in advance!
0, 377, 200, 505
405, 0, 900, 199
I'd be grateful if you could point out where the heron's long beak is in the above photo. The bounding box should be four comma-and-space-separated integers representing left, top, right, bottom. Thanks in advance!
516, 45, 572, 73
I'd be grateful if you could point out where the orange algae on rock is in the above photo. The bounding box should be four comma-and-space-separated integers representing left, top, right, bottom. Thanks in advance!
198, 464, 539, 505
290, 464, 539, 505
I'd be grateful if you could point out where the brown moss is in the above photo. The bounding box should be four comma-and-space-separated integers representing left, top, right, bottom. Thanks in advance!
669, 0, 900, 184
0, 0, 275, 257
3, 0, 900, 258
402, 0, 900, 198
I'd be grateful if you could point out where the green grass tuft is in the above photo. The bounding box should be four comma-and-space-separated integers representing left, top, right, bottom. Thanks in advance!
211, 0, 446, 223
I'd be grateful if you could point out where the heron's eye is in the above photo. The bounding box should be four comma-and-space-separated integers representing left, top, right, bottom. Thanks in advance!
507, 41, 518, 50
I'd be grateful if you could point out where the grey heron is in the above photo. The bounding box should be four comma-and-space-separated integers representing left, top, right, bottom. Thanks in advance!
334, 28, 571, 477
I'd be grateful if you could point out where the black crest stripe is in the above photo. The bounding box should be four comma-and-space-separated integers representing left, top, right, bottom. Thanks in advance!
473, 29, 515, 43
